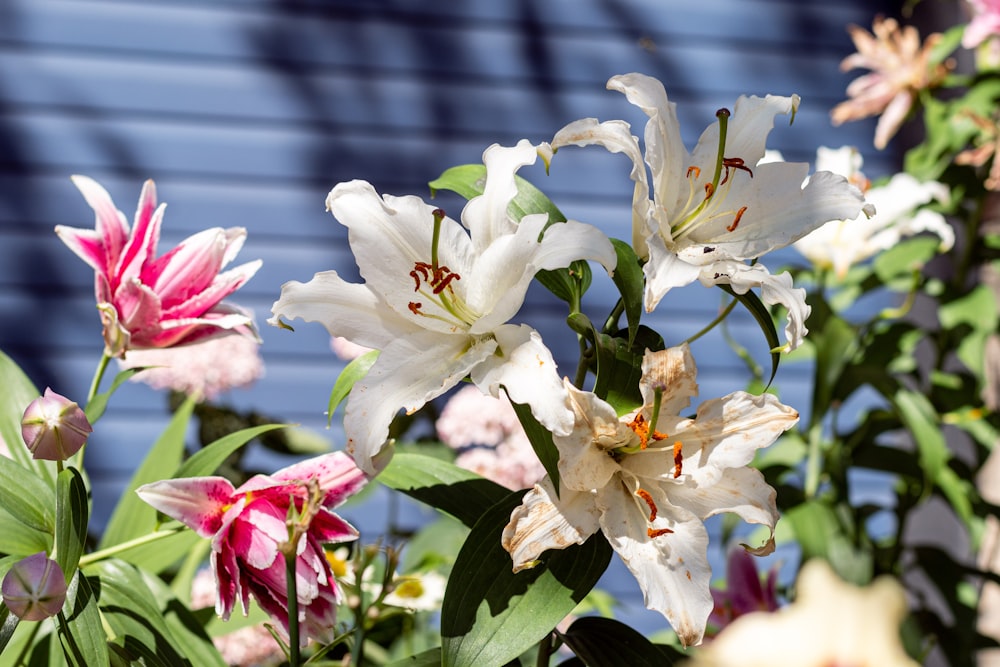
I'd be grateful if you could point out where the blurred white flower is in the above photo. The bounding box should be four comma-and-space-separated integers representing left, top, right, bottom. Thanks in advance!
793, 146, 952, 278
688, 559, 917, 667
330, 336, 374, 361
384, 570, 447, 612
119, 332, 264, 400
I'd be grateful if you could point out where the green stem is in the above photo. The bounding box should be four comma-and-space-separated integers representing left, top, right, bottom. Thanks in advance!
683, 298, 737, 346
285, 552, 301, 667
602, 298, 625, 335
536, 631, 554, 667
572, 334, 589, 390
803, 422, 824, 499
78, 526, 183, 567
86, 353, 111, 406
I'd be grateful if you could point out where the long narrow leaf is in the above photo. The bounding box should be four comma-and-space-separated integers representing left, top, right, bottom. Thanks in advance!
55, 467, 89, 582
379, 452, 509, 528
0, 349, 54, 485
0, 455, 56, 533
174, 423, 291, 479
441, 492, 612, 666
99, 395, 197, 549
718, 284, 781, 387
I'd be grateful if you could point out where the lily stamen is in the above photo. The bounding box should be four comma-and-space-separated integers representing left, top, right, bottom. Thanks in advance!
673, 441, 684, 479
647, 527, 674, 539
637, 488, 658, 521
726, 206, 748, 233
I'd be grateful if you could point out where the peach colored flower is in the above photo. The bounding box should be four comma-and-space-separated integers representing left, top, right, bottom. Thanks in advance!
831, 17, 950, 149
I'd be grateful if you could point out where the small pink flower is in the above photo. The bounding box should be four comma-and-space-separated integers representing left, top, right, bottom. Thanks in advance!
329, 336, 374, 361
119, 333, 264, 400
2, 552, 68, 621
136, 452, 366, 646
56, 176, 262, 358
21, 388, 93, 461
965, 0, 1000, 50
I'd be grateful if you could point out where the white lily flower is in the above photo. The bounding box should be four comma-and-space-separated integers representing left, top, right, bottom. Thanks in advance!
793, 146, 952, 279
269, 140, 617, 475
501, 344, 798, 647
551, 73, 874, 350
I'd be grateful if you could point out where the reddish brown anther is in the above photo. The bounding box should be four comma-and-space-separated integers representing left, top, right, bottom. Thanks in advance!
647, 527, 674, 539
412, 261, 462, 295
673, 441, 684, 479
727, 206, 748, 233
637, 488, 658, 521
627, 413, 669, 449
408, 302, 422, 315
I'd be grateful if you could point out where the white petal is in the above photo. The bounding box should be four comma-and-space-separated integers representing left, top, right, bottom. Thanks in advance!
552, 116, 654, 255
688, 94, 798, 175
268, 270, 420, 349
639, 345, 699, 417
467, 215, 616, 333
642, 234, 702, 312
345, 331, 497, 474
556, 383, 629, 492
606, 73, 687, 228
462, 140, 537, 251
625, 390, 797, 487
699, 262, 810, 351
326, 180, 478, 334
664, 466, 778, 535
501, 478, 601, 572
595, 481, 713, 647
470, 324, 574, 437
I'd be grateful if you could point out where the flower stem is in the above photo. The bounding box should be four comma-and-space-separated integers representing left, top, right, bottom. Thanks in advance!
78, 526, 183, 567
803, 422, 824, 499
285, 551, 301, 666
86, 353, 111, 406
683, 297, 737, 346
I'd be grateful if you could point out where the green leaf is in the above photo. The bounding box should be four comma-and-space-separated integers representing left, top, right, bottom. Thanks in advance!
441, 491, 612, 667
0, 604, 18, 656
99, 394, 197, 549
55, 467, 89, 583
536, 260, 593, 307
785, 501, 871, 585
508, 398, 561, 496
89, 559, 204, 666
939, 284, 999, 379
873, 236, 943, 284
84, 366, 147, 424
61, 571, 110, 667
0, 455, 56, 533
562, 616, 685, 665
386, 647, 443, 666
0, 349, 54, 485
379, 452, 510, 528
328, 350, 378, 426
143, 567, 227, 667
567, 313, 656, 415
174, 423, 291, 479
0, 507, 51, 555
429, 164, 567, 226
718, 284, 781, 387
608, 239, 644, 345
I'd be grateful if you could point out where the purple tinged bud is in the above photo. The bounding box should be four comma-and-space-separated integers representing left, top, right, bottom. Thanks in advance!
20, 388, 93, 461
2, 552, 68, 621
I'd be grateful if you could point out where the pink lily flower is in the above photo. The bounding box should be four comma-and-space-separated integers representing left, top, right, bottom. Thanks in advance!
56, 176, 262, 358
708, 546, 780, 637
136, 452, 367, 646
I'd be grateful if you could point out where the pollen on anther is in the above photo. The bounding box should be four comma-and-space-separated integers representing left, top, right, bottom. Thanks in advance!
727, 206, 748, 233
636, 488, 658, 521
686, 166, 701, 179
673, 441, 684, 479
408, 301, 422, 315
647, 527, 674, 539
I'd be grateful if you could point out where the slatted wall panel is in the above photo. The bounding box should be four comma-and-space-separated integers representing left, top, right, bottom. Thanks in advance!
0, 0, 897, 637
